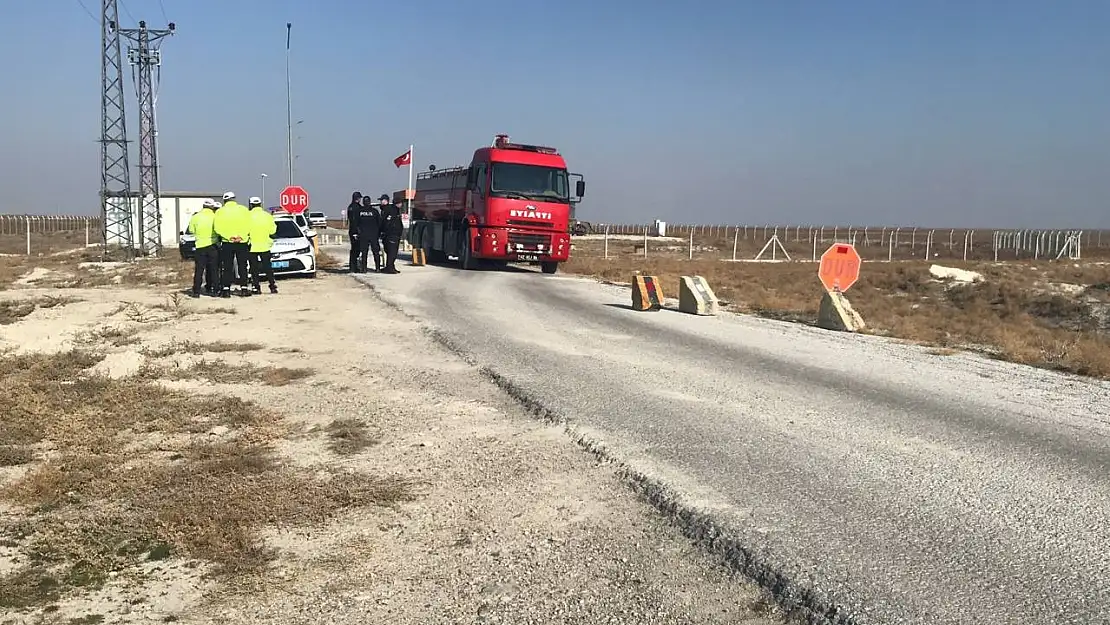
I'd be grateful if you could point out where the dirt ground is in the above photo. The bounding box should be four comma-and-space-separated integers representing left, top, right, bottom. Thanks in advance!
0, 249, 790, 625
565, 237, 1110, 379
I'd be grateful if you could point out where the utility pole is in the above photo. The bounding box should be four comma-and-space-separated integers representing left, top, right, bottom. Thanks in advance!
120, 20, 174, 255
99, 0, 134, 259
286, 22, 294, 187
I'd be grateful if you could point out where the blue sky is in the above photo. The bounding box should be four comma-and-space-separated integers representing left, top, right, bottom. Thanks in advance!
2, 0, 1108, 227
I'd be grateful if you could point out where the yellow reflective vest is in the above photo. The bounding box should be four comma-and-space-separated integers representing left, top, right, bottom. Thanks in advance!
213, 200, 251, 243
249, 208, 277, 253
186, 208, 217, 249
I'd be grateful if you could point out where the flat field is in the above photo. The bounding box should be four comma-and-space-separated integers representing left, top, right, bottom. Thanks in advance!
564, 232, 1110, 379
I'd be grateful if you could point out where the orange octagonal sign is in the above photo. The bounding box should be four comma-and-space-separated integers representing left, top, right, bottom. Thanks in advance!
818, 243, 862, 293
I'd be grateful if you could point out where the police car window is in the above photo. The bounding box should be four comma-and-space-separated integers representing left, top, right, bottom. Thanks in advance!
274, 220, 303, 238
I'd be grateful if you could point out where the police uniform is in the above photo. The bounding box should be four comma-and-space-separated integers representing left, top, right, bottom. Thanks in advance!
187, 199, 219, 297
354, 197, 383, 272
247, 198, 278, 293
346, 191, 363, 272
379, 195, 404, 274
213, 191, 253, 297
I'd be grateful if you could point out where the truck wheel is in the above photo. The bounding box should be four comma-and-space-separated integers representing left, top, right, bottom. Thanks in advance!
459, 230, 477, 270
540, 261, 558, 274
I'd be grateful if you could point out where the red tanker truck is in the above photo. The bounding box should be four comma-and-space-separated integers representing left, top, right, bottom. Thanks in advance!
405, 134, 585, 273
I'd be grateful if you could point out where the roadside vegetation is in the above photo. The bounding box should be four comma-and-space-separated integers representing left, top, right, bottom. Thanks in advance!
0, 348, 409, 612
0, 238, 410, 615
566, 237, 1110, 379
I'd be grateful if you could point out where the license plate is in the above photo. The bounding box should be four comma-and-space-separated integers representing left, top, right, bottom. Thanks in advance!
516, 254, 540, 261
271, 261, 290, 269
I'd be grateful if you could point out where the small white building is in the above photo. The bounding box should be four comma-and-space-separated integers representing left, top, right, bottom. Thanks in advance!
105, 191, 222, 250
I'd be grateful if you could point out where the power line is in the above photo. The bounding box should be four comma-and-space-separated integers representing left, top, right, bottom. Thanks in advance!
118, 0, 136, 25
75, 0, 97, 21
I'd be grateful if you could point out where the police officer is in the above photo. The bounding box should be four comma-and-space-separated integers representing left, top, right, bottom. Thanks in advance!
247, 197, 278, 294
353, 195, 382, 272
213, 191, 252, 297
346, 191, 363, 272
379, 194, 404, 274
187, 199, 218, 298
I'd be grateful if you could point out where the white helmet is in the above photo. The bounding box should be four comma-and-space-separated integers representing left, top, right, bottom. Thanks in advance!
202, 199, 217, 209
248, 196, 262, 206
222, 191, 236, 201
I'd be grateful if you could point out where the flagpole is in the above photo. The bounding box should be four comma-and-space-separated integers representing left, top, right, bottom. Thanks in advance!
406, 143, 414, 214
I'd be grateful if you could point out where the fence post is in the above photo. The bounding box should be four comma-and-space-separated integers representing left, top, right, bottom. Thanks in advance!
888, 231, 894, 262
643, 226, 648, 258
688, 228, 693, 260
25, 217, 31, 255
604, 225, 609, 259
85, 217, 90, 247
732, 227, 739, 261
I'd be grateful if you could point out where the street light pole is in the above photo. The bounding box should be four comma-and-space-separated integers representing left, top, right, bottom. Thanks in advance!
260, 173, 267, 207
285, 22, 294, 187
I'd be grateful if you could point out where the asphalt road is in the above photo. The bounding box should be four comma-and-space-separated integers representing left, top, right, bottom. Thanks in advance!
337, 251, 1110, 625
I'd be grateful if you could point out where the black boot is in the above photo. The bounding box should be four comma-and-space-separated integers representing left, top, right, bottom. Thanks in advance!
269, 284, 278, 294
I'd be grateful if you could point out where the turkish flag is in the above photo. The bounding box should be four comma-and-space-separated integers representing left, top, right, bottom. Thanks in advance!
393, 150, 411, 168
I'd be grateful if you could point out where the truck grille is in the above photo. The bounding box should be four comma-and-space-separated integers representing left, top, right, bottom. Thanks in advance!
507, 233, 549, 251
507, 219, 552, 228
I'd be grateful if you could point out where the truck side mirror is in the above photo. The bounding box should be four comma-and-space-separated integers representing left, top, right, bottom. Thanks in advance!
575, 180, 586, 198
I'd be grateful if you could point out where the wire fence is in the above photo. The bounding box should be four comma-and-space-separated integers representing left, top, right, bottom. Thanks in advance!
0, 215, 102, 255
1, 213, 1107, 263
583, 224, 1108, 262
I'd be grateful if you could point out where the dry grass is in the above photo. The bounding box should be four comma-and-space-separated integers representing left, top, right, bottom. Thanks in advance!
138, 359, 313, 386
0, 244, 191, 292
0, 295, 81, 325
324, 418, 379, 455
142, 340, 264, 358
117, 296, 237, 321
80, 325, 142, 347
0, 350, 412, 610
565, 240, 1110, 379
316, 251, 341, 270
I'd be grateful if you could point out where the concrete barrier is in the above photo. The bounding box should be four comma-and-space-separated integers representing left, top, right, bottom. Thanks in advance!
678, 275, 718, 316
817, 289, 866, 332
411, 248, 426, 266
631, 274, 664, 311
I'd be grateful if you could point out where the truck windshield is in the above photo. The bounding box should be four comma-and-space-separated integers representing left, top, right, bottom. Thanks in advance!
489, 163, 569, 203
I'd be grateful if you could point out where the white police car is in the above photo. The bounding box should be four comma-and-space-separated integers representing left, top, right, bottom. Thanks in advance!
179, 229, 197, 259
269, 216, 317, 278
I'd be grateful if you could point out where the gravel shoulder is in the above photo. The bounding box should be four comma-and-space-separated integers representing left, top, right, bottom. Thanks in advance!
0, 267, 789, 624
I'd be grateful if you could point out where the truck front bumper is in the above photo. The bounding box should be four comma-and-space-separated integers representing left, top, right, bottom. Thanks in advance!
473, 228, 570, 262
